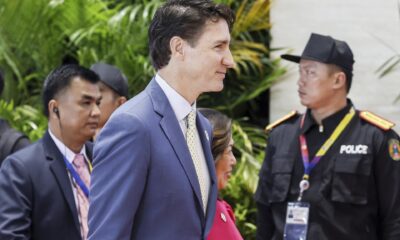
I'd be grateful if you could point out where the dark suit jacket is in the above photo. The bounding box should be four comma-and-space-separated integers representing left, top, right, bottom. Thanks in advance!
88, 79, 218, 240
0, 131, 93, 240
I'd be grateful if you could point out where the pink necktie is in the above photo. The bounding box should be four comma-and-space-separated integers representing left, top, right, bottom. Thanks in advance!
73, 154, 90, 240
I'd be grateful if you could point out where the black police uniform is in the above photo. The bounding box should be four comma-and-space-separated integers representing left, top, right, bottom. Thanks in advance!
255, 100, 400, 240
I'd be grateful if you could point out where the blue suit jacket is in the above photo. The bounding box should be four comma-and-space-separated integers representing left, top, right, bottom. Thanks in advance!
0, 131, 93, 240
88, 79, 218, 240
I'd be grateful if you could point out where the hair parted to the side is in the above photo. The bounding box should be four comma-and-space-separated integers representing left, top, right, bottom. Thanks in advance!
42, 64, 100, 117
148, 0, 235, 70
198, 108, 232, 162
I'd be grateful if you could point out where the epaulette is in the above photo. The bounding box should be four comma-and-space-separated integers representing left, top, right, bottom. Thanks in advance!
265, 110, 298, 132
359, 111, 395, 131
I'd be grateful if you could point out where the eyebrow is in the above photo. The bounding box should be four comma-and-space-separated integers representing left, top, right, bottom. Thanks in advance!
82, 94, 102, 101
214, 39, 230, 45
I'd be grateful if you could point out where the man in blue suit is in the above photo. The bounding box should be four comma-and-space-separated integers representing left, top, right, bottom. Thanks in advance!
88, 0, 235, 239
0, 64, 102, 239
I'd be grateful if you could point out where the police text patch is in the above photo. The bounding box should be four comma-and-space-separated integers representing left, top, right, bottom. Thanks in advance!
340, 145, 368, 154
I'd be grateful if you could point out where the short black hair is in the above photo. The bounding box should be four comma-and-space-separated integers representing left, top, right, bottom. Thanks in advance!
149, 0, 235, 70
42, 64, 100, 117
343, 69, 353, 93
328, 64, 353, 93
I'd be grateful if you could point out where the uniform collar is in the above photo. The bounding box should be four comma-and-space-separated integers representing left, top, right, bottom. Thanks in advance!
301, 99, 353, 135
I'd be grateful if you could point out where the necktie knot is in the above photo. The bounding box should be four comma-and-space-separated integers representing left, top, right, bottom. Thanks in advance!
73, 154, 86, 168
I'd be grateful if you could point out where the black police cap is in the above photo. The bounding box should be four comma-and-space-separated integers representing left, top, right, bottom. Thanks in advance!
90, 62, 129, 98
281, 33, 355, 72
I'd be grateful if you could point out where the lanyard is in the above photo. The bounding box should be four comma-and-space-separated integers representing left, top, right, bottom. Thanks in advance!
297, 107, 355, 201
62, 156, 92, 198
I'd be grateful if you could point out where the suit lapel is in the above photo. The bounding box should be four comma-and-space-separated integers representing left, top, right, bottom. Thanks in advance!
43, 132, 81, 233
147, 79, 204, 212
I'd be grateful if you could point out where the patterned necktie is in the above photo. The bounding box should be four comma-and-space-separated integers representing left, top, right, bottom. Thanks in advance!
186, 110, 208, 213
72, 154, 90, 240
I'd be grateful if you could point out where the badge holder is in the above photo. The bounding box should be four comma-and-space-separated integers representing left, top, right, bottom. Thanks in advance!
283, 179, 310, 240
283, 201, 309, 240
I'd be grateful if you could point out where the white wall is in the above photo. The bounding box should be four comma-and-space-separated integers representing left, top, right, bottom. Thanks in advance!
270, 0, 400, 132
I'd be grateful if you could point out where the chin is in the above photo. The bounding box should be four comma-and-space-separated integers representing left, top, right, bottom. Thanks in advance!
213, 82, 224, 92
85, 130, 96, 138
299, 99, 309, 107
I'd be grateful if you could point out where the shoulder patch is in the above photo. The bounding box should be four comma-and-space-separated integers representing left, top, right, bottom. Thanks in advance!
265, 110, 298, 132
388, 139, 400, 161
359, 111, 395, 131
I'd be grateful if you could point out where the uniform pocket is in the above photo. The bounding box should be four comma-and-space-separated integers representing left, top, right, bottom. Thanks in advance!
331, 155, 372, 204
269, 156, 295, 203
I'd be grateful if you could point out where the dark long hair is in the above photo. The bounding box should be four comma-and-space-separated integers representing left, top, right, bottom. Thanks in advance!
199, 108, 232, 162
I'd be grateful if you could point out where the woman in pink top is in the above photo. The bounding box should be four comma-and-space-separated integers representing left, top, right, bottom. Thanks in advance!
199, 109, 243, 240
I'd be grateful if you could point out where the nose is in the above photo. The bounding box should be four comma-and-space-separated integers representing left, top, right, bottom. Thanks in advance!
298, 75, 306, 88
91, 104, 101, 118
231, 152, 237, 166
222, 48, 235, 69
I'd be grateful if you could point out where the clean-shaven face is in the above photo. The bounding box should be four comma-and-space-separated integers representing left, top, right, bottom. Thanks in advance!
298, 59, 337, 109
182, 19, 235, 94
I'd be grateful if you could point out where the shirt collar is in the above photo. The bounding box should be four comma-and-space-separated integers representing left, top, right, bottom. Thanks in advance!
301, 99, 353, 134
48, 129, 88, 163
155, 73, 194, 121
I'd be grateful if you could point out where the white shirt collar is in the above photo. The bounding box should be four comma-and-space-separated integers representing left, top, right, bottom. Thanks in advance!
48, 129, 88, 163
155, 73, 195, 121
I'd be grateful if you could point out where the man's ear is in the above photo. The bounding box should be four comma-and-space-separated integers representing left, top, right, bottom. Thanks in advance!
48, 99, 59, 119
117, 96, 127, 106
170, 36, 185, 58
333, 72, 346, 90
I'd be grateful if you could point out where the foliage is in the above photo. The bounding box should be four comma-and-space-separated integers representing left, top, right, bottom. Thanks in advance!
0, 0, 283, 239
0, 100, 47, 141
219, 120, 266, 240
222, 174, 258, 240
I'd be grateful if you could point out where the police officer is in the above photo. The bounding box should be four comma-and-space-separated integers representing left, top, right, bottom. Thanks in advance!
89, 62, 128, 139
255, 33, 400, 240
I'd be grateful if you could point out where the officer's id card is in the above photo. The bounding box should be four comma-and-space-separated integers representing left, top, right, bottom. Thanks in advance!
283, 202, 310, 240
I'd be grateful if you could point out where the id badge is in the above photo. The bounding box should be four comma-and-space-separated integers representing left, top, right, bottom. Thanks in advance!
283, 202, 310, 240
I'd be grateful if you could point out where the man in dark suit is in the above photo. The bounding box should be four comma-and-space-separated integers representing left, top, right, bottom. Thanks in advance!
88, 1, 235, 239
0, 64, 102, 240
0, 69, 30, 165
